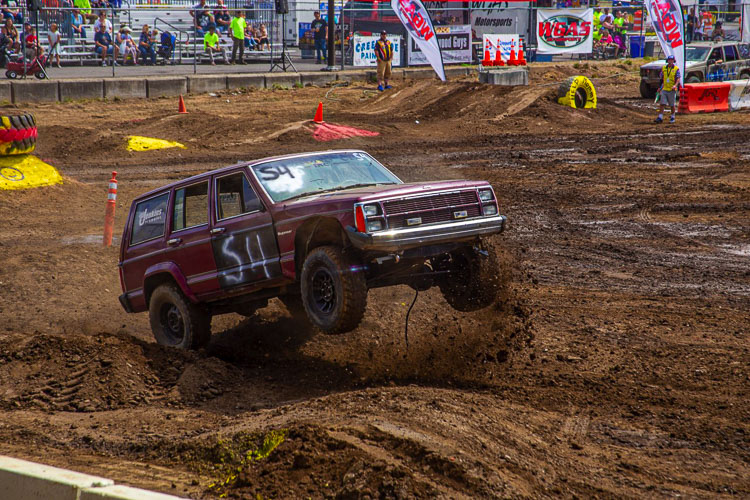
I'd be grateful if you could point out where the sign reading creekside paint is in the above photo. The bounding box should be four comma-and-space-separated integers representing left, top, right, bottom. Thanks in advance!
483, 34, 520, 63
536, 9, 593, 54
352, 35, 402, 67
408, 24, 471, 65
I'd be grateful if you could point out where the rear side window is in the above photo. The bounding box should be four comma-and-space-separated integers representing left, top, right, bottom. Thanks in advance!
216, 172, 262, 220
131, 192, 169, 245
724, 45, 738, 61
739, 44, 750, 59
172, 182, 208, 232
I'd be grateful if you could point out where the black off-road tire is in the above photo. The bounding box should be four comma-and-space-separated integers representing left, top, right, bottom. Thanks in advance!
640, 80, 656, 99
439, 243, 500, 312
148, 284, 211, 349
686, 75, 701, 84
300, 246, 367, 334
0, 112, 37, 156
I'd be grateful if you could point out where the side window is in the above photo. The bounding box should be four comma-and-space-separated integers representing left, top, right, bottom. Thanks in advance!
739, 43, 750, 59
172, 181, 208, 232
724, 45, 738, 62
216, 172, 263, 220
709, 48, 722, 62
130, 192, 169, 245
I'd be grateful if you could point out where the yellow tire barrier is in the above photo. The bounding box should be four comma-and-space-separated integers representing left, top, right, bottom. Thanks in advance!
557, 76, 597, 109
0, 155, 62, 190
0, 113, 37, 156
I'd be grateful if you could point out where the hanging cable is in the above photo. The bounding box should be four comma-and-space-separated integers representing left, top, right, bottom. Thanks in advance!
404, 289, 419, 348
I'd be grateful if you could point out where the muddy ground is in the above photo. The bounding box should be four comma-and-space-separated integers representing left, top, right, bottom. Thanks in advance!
0, 60, 748, 499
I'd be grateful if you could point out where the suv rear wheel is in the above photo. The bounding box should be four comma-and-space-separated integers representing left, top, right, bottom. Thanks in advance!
300, 246, 367, 334
439, 243, 500, 312
639, 80, 656, 99
149, 284, 211, 349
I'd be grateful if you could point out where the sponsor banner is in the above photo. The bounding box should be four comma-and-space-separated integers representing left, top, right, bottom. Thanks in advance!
391, 0, 446, 80
352, 35, 402, 67
471, 3, 531, 39
727, 79, 750, 110
743, 3, 750, 43
482, 34, 520, 62
408, 25, 472, 66
536, 9, 593, 54
645, 0, 686, 84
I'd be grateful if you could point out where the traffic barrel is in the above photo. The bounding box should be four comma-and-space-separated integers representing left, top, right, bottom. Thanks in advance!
103, 171, 118, 247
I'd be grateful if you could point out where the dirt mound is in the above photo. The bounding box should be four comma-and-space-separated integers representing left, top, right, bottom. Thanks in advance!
0, 332, 240, 411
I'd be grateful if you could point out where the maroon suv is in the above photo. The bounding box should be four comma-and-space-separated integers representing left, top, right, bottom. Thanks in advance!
118, 150, 507, 349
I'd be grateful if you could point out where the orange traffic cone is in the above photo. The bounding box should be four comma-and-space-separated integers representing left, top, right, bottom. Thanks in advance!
313, 102, 324, 123
517, 40, 527, 66
508, 42, 518, 66
482, 49, 492, 66
494, 49, 505, 67
178, 95, 187, 114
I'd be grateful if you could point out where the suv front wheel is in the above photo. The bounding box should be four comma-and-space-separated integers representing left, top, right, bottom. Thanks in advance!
149, 284, 211, 349
439, 243, 500, 312
300, 246, 367, 334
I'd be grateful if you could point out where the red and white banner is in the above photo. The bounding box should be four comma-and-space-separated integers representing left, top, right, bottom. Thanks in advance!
391, 0, 445, 81
645, 0, 686, 84
742, 3, 750, 43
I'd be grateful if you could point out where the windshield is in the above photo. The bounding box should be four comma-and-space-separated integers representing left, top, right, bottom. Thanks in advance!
251, 151, 401, 203
686, 46, 710, 62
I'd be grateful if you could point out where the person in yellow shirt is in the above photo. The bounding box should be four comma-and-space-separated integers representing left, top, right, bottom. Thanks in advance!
229, 10, 246, 64
655, 55, 681, 124
374, 30, 393, 92
203, 23, 227, 65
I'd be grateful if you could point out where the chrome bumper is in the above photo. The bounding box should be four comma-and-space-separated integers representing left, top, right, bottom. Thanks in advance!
346, 215, 506, 252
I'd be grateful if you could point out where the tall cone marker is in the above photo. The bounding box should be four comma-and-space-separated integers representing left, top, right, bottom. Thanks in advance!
313, 102, 324, 123
508, 41, 518, 66
103, 171, 118, 247
482, 49, 492, 66
494, 48, 505, 66
178, 95, 188, 114
517, 39, 527, 66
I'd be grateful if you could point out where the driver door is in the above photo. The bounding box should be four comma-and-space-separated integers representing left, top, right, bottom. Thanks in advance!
210, 169, 282, 290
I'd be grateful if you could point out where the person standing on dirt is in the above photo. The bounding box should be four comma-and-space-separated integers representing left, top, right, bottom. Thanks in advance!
655, 55, 680, 124
311, 11, 327, 64
375, 30, 393, 92
229, 10, 246, 64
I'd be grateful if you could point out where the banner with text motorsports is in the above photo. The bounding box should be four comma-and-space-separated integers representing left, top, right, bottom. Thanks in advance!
536, 9, 593, 55
645, 0, 686, 84
391, 0, 446, 80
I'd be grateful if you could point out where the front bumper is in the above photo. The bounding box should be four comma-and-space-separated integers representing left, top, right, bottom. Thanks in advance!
346, 215, 506, 252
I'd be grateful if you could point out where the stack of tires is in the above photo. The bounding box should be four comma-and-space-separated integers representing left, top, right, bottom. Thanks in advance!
0, 113, 37, 156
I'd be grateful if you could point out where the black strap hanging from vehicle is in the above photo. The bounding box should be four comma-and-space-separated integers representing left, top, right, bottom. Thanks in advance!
404, 289, 419, 349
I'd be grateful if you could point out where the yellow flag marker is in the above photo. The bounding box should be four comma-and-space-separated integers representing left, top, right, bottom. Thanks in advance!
0, 155, 62, 190
126, 136, 186, 152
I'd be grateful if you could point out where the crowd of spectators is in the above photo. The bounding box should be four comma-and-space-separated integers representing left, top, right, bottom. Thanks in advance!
191, 0, 270, 55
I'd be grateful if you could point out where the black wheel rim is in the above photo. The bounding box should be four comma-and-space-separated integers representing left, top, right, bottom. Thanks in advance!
311, 268, 336, 315
159, 303, 185, 345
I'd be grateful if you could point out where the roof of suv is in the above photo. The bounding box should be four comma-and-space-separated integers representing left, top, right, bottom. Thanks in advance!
131, 149, 369, 202
689, 41, 740, 47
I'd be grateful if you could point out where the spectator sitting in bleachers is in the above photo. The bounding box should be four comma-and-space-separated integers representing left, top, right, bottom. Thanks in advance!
214, 0, 231, 34
48, 23, 62, 67
244, 24, 259, 50
94, 23, 117, 66
138, 24, 156, 65
257, 23, 269, 51
4, 18, 18, 52
70, 9, 87, 38
191, 0, 214, 37
74, 0, 98, 24
203, 23, 227, 65
0, 27, 10, 66
93, 11, 112, 34
1, 0, 22, 26
157, 30, 174, 64
117, 25, 137, 65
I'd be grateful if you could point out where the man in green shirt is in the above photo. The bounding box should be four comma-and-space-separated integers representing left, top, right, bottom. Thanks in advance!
229, 10, 246, 64
74, 0, 97, 23
203, 23, 227, 64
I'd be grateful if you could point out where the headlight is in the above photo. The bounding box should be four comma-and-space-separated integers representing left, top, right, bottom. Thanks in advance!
362, 204, 380, 216
367, 219, 384, 232
483, 204, 497, 216
478, 189, 494, 202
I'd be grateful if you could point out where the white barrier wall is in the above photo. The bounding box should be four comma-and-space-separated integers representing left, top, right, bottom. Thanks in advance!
727, 80, 750, 110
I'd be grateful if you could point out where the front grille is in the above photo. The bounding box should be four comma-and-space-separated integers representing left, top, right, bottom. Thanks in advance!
383, 190, 481, 229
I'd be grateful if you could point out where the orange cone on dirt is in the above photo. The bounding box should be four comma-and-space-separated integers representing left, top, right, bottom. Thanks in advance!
508, 42, 518, 66
517, 39, 527, 66
313, 102, 324, 123
178, 95, 187, 114
482, 49, 492, 66
494, 49, 505, 67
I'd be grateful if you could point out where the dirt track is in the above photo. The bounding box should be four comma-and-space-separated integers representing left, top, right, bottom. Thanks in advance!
0, 61, 748, 499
